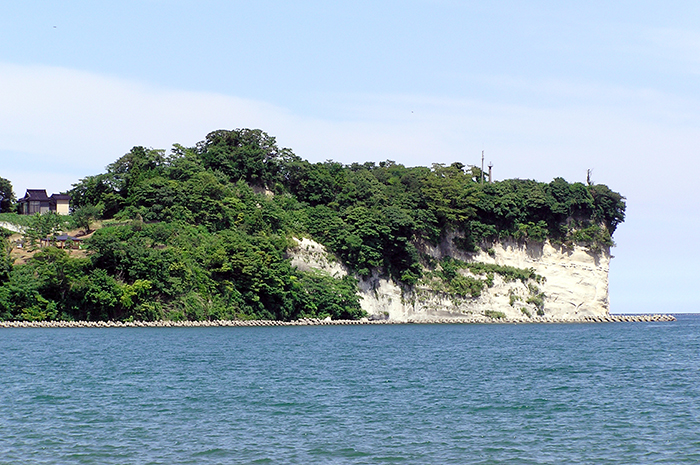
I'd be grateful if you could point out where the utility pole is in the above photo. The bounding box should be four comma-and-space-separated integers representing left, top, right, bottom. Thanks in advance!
481, 150, 485, 184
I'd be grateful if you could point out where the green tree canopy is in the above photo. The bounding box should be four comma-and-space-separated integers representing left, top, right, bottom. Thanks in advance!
0, 177, 15, 213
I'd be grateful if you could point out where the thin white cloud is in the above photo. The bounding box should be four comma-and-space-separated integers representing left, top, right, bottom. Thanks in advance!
1, 61, 698, 205
0, 63, 281, 165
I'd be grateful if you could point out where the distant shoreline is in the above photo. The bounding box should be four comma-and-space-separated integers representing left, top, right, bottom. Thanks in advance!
0, 314, 676, 328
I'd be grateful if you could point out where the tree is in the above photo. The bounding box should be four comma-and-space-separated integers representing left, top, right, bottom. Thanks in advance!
589, 184, 626, 233
198, 129, 299, 190
72, 205, 101, 233
0, 228, 13, 283
23, 213, 66, 248
421, 163, 480, 225
106, 146, 167, 198
69, 173, 124, 217
0, 177, 15, 213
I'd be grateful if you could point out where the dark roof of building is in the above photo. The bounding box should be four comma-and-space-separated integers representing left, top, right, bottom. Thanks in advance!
44, 234, 82, 242
19, 190, 71, 203
22, 189, 50, 201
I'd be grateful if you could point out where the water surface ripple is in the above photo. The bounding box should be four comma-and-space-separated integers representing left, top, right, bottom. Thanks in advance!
1, 316, 699, 464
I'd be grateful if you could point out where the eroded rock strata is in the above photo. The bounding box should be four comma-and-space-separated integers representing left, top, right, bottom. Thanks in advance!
289, 236, 617, 322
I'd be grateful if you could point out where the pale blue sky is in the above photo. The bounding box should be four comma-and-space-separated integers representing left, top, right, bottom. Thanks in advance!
1, 1, 699, 313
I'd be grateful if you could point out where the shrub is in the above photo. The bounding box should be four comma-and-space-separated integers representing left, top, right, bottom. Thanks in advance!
485, 309, 506, 319
509, 293, 521, 306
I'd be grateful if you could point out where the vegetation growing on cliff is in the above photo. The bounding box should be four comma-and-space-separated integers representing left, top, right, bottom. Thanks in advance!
0, 128, 625, 322
419, 257, 545, 300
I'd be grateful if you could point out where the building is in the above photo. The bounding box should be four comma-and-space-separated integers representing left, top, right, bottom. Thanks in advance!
50, 194, 71, 215
18, 190, 71, 215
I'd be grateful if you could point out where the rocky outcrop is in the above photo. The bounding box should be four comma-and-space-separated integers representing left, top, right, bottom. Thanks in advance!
288, 235, 613, 322
0, 222, 23, 233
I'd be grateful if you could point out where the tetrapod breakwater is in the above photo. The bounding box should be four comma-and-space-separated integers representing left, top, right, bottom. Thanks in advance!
0, 314, 676, 328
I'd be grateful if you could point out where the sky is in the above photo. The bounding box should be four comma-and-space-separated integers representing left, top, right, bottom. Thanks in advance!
1, 1, 698, 313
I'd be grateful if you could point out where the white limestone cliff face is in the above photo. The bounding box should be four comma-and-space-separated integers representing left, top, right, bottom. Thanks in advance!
287, 235, 611, 322
288, 237, 349, 278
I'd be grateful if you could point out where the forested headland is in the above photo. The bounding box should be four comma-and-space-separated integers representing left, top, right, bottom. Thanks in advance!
0, 129, 625, 322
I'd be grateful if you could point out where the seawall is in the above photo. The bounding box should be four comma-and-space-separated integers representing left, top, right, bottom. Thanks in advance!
0, 314, 677, 328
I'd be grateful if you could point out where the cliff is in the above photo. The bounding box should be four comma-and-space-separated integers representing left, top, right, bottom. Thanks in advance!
289, 235, 611, 322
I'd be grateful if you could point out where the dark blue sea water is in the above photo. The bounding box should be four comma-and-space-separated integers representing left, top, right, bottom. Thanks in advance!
1, 316, 699, 464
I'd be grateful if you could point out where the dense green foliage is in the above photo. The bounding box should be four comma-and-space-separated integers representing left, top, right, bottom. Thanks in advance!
0, 221, 361, 322
0, 177, 14, 213
0, 128, 625, 321
0, 228, 12, 284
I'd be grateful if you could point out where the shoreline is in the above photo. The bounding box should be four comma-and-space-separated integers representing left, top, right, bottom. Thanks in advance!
0, 314, 676, 328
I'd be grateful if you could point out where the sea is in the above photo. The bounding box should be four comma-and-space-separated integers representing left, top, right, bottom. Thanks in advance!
1, 315, 699, 464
